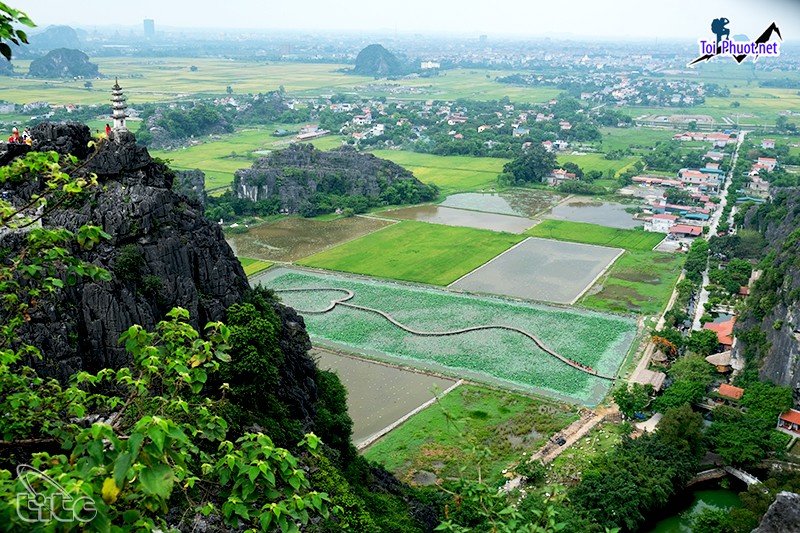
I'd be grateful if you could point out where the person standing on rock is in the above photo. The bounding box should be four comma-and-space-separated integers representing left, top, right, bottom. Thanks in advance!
105, 123, 111, 137
7, 127, 21, 144
22, 127, 31, 145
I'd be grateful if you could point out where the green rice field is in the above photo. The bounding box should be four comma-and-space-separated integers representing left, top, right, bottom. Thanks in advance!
256, 268, 636, 404
238, 257, 273, 277
297, 221, 524, 285
370, 150, 507, 193
526, 220, 665, 252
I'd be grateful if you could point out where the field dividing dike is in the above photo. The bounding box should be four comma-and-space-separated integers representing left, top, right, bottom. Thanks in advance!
274, 287, 616, 380
357, 379, 464, 451
446, 237, 532, 288
570, 247, 626, 306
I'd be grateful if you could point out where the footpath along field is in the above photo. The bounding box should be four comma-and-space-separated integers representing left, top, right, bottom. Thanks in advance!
256, 268, 636, 404
297, 221, 524, 286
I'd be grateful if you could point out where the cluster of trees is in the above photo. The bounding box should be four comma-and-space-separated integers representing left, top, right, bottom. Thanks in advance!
137, 103, 233, 146
571, 405, 704, 531
498, 144, 556, 185
236, 90, 311, 125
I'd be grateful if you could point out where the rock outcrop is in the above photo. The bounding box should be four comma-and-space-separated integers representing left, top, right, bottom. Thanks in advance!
2, 122, 247, 380
28, 48, 100, 79
353, 44, 404, 76
735, 189, 800, 399
233, 143, 431, 212
174, 169, 207, 207
28, 26, 82, 51
752, 491, 800, 533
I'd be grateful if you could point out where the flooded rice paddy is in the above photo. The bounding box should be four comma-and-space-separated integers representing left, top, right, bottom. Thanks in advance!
225, 216, 394, 262
311, 347, 456, 447
381, 205, 535, 233
450, 237, 624, 305
440, 189, 566, 218
544, 197, 642, 229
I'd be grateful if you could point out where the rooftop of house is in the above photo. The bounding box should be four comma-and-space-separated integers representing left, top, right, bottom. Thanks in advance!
704, 317, 736, 346
780, 409, 800, 425
718, 383, 744, 400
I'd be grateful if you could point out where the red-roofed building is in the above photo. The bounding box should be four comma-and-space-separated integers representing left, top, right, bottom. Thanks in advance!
761, 139, 775, 150
757, 157, 777, 171
739, 286, 750, 297
703, 317, 735, 349
670, 224, 703, 238
717, 383, 744, 401
777, 409, 800, 435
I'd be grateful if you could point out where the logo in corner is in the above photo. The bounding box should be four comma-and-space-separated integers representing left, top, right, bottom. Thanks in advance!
15, 464, 97, 524
688, 18, 782, 67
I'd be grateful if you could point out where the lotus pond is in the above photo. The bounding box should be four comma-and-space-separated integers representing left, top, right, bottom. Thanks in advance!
254, 268, 637, 404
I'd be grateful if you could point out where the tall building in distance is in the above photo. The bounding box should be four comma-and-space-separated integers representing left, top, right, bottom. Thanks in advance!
143, 19, 155, 38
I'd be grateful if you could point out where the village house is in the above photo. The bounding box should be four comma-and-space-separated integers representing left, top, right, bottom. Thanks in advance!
447, 113, 468, 125
632, 176, 682, 188
715, 383, 744, 403
703, 317, 735, 351
541, 140, 554, 152
748, 175, 770, 196
477, 125, 492, 133
513, 126, 530, 137
669, 224, 703, 239
553, 139, 569, 150
705, 351, 732, 373
704, 151, 725, 162
352, 113, 372, 126
757, 157, 777, 172
777, 409, 800, 436
545, 168, 577, 186
761, 138, 776, 150
645, 214, 679, 233
559, 121, 572, 130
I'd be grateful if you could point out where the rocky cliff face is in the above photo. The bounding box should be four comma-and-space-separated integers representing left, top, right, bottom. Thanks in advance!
174, 169, 207, 207
735, 189, 800, 398
1, 122, 248, 381
233, 143, 425, 212
752, 492, 800, 533
28, 48, 100, 78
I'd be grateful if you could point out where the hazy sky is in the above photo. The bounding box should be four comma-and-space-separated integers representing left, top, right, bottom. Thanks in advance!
21, 0, 800, 41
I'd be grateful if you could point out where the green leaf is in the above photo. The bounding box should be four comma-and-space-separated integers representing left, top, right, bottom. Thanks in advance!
127, 432, 144, 462
113, 451, 132, 488
139, 463, 174, 499
148, 425, 166, 453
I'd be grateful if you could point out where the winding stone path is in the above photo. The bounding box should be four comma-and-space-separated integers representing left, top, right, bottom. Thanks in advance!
274, 287, 616, 381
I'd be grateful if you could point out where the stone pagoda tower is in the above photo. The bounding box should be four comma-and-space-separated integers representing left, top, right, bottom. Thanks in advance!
111, 78, 128, 131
